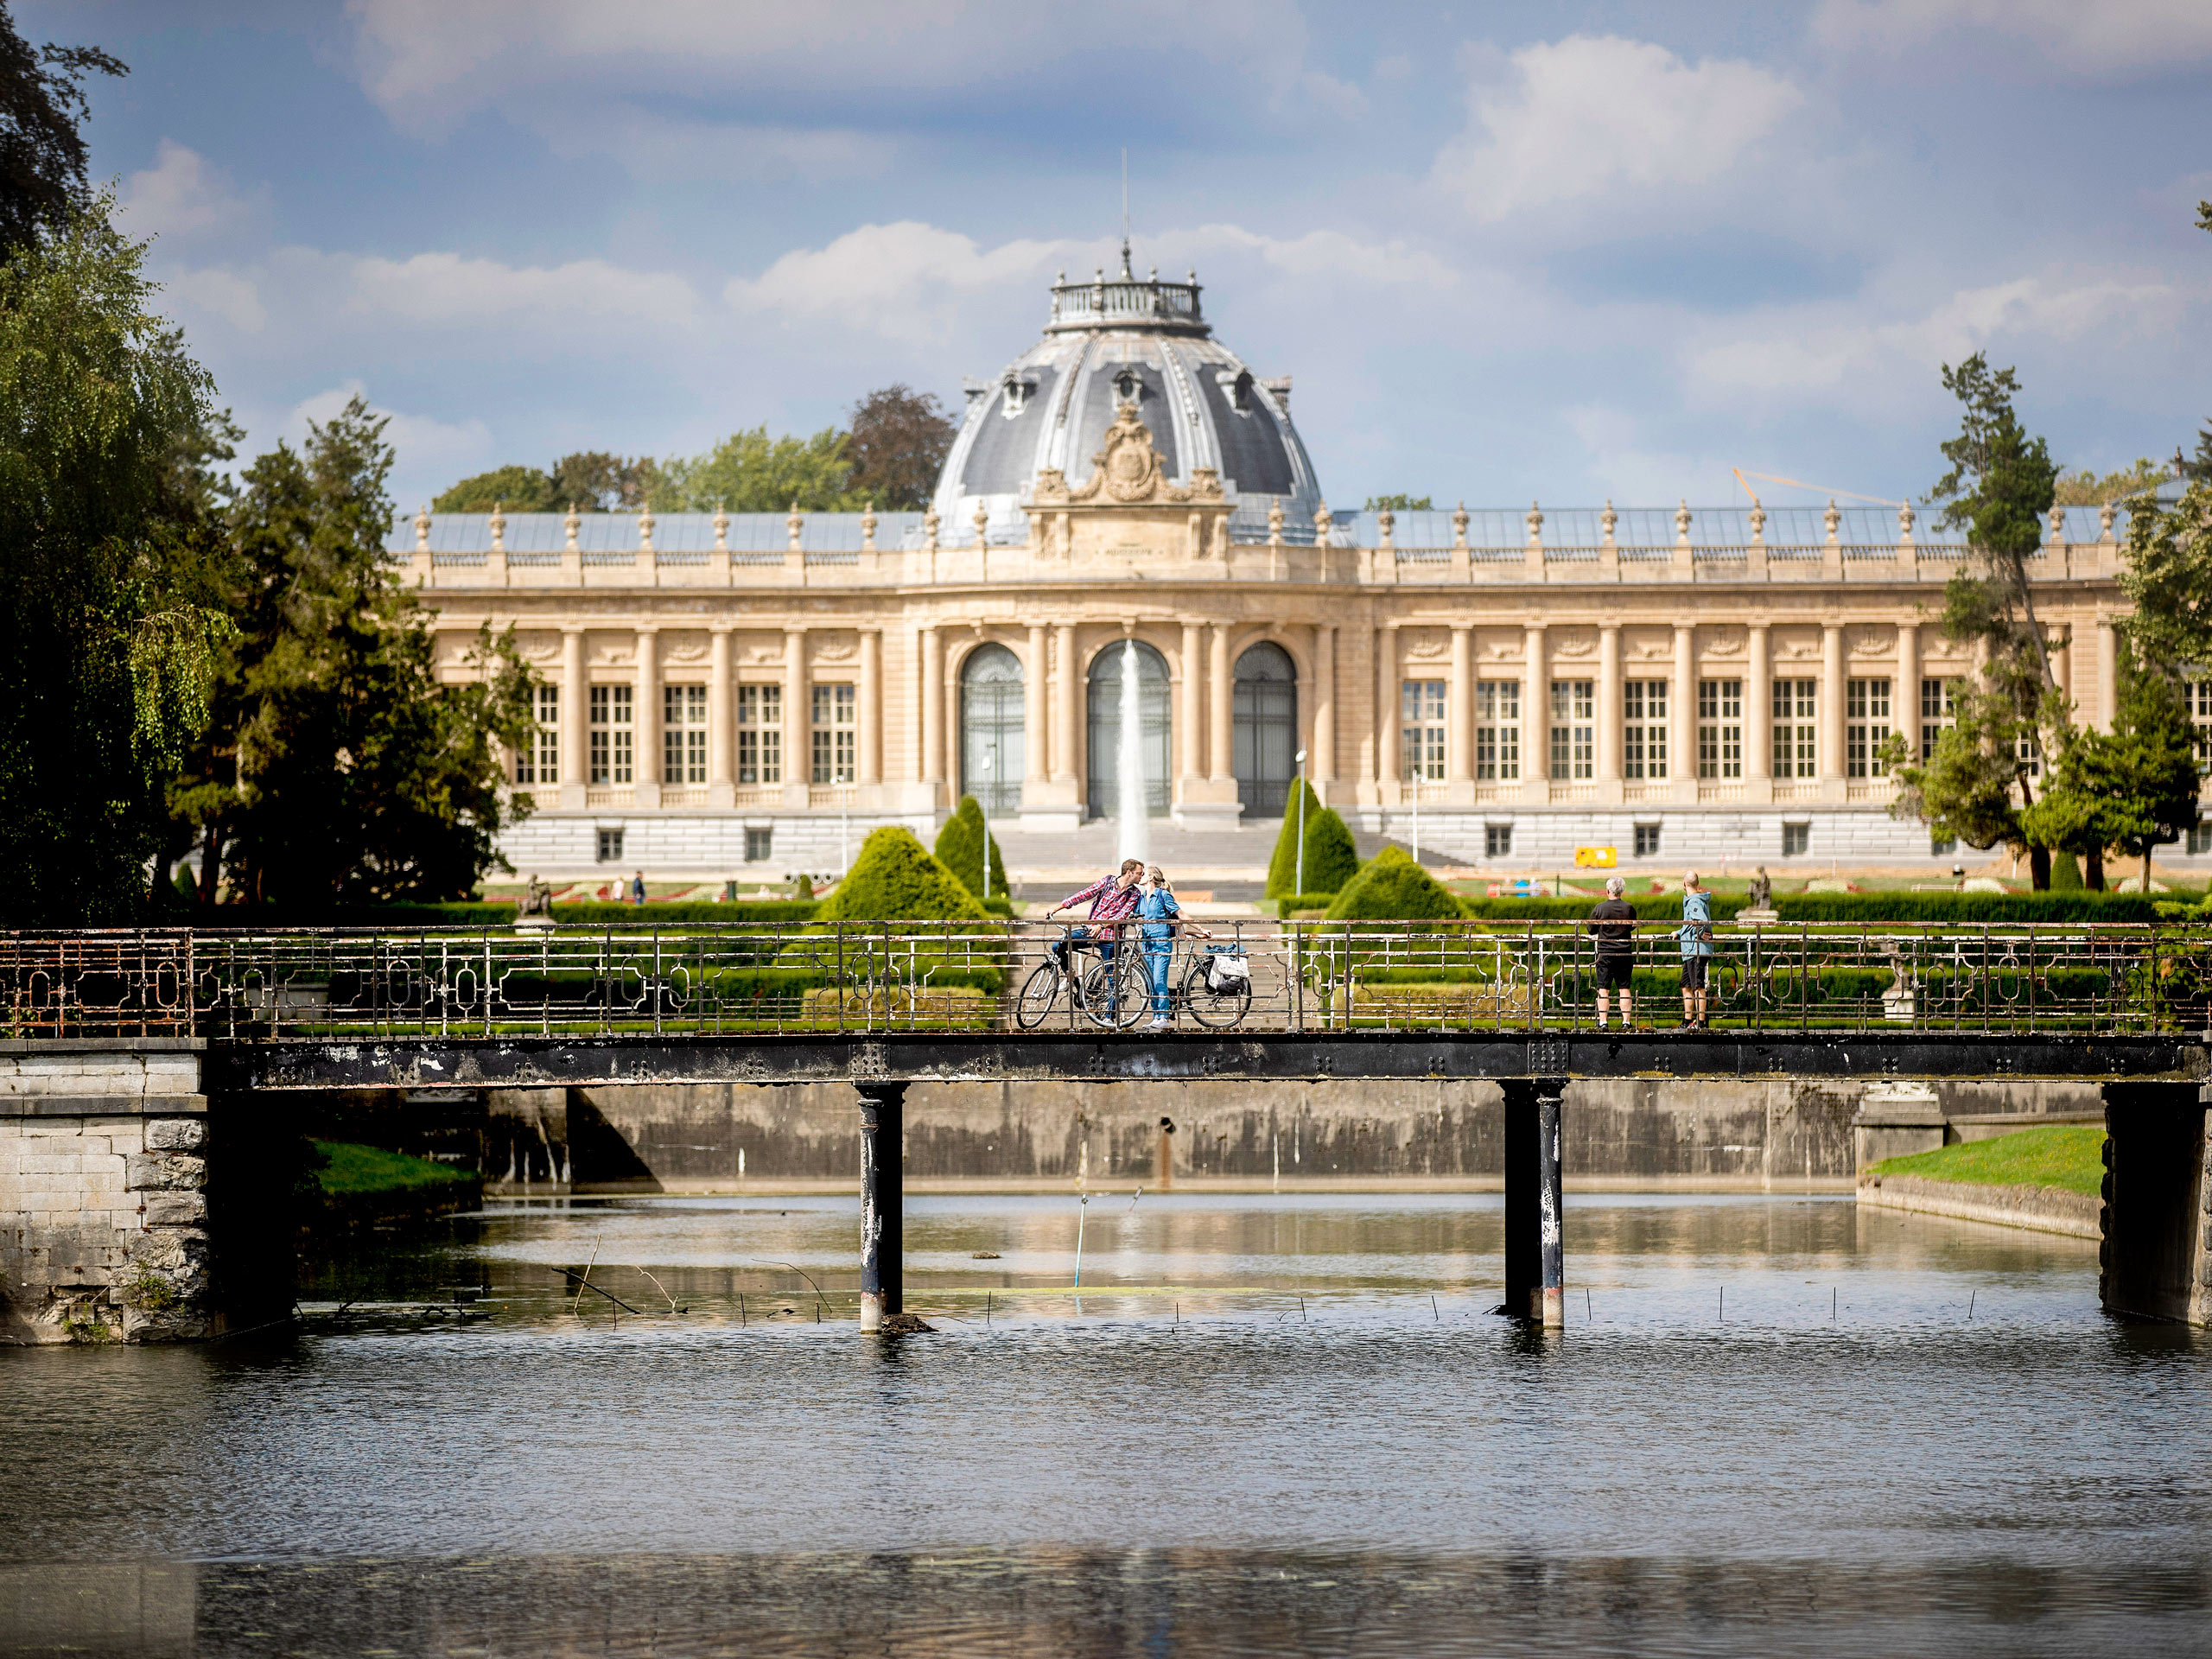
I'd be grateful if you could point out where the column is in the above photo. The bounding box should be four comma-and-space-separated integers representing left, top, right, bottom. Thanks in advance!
1023, 625, 1047, 786
633, 626, 661, 805
856, 1082, 906, 1332
1179, 620, 1205, 792
2098, 619, 2118, 731
1820, 621, 1845, 791
1747, 622, 1772, 790
1673, 623, 1695, 802
1522, 623, 1547, 786
784, 625, 810, 807
918, 626, 943, 790
1536, 1078, 1565, 1330
859, 628, 882, 787
558, 626, 586, 810
1597, 623, 1621, 798
1051, 624, 1076, 783
1376, 622, 1401, 794
1208, 623, 1233, 785
1896, 622, 1918, 768
708, 626, 734, 806
1312, 623, 1337, 794
1447, 625, 1473, 787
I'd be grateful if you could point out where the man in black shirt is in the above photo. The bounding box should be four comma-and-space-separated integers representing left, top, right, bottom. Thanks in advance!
1586, 874, 1637, 1029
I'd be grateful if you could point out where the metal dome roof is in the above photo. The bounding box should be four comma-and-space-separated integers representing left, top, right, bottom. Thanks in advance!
927, 245, 1325, 545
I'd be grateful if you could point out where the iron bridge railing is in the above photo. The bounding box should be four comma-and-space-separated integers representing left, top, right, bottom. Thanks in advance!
6, 920, 2211, 1042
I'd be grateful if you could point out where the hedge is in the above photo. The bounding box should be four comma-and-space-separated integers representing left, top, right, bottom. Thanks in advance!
811, 827, 987, 922
185, 899, 823, 930
1325, 848, 1465, 921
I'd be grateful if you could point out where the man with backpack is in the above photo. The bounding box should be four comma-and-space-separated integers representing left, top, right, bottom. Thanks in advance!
1678, 870, 1715, 1029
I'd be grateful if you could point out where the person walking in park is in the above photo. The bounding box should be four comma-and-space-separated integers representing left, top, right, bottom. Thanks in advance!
1046, 857, 1147, 988
630, 870, 646, 906
1586, 874, 1638, 1029
1678, 870, 1715, 1029
1136, 865, 1212, 1031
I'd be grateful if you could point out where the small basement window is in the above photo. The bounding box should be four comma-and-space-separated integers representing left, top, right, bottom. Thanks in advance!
1782, 823, 1810, 857
1632, 823, 1662, 859
745, 827, 774, 863
596, 828, 625, 863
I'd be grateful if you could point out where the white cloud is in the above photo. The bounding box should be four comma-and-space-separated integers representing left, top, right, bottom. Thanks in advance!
163, 267, 266, 334
330, 251, 698, 327
118, 140, 258, 243
1433, 35, 1803, 223
1181, 224, 1456, 289
1685, 271, 2181, 404
530, 107, 898, 184
1812, 0, 2212, 73
727, 222, 1085, 345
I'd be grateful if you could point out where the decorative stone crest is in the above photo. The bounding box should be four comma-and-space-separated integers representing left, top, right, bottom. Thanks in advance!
1551, 626, 1597, 658
1035, 401, 1220, 507
1402, 627, 1450, 660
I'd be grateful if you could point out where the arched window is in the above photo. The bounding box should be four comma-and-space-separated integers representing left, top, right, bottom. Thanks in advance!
1233, 641, 1298, 817
960, 643, 1024, 816
1085, 639, 1171, 819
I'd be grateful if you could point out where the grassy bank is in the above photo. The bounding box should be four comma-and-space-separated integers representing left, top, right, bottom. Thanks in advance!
312, 1141, 475, 1199
1866, 1124, 2104, 1197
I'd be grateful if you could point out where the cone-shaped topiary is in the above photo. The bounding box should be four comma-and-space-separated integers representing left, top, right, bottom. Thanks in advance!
1265, 780, 1360, 898
2048, 848, 2084, 890
1323, 845, 1466, 920
817, 826, 987, 921
933, 795, 1007, 899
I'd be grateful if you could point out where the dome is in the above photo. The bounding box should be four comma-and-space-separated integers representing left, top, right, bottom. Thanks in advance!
928, 245, 1325, 544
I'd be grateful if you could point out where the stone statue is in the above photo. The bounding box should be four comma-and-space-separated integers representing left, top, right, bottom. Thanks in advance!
1748, 866, 1771, 910
515, 874, 555, 928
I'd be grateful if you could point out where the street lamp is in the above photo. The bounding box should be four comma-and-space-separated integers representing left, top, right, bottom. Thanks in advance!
980, 743, 995, 902
1294, 748, 1307, 896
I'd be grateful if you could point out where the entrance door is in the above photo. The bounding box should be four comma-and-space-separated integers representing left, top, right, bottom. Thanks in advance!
1085, 640, 1171, 818
960, 642, 1024, 815
1233, 641, 1297, 817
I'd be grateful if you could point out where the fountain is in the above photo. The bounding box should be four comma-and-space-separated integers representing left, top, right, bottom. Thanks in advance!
1116, 638, 1148, 865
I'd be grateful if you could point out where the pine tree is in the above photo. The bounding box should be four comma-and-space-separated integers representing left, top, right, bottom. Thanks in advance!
932, 795, 1005, 900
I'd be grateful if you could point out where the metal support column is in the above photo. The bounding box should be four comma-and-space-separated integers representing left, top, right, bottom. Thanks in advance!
857, 1081, 906, 1332
1501, 1077, 1566, 1324
1537, 1078, 1566, 1329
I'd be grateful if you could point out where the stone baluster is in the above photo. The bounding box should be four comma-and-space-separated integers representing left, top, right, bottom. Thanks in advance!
639, 502, 658, 590
1897, 499, 1916, 574
563, 502, 582, 588
1451, 500, 1471, 583
1821, 499, 1842, 579
1746, 496, 1768, 579
786, 500, 805, 582
1673, 499, 1694, 573
712, 501, 732, 585
1599, 499, 1619, 580
1267, 499, 1285, 581
412, 504, 433, 588
487, 499, 508, 587
1525, 499, 1545, 577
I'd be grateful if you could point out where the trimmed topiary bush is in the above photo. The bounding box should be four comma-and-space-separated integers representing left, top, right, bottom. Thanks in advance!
1265, 779, 1359, 898
815, 826, 987, 921
933, 795, 1007, 900
2049, 849, 2084, 890
1324, 847, 1466, 921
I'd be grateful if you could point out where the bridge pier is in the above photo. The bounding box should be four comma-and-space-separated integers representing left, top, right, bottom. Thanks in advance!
2099, 1081, 2211, 1326
856, 1082, 906, 1332
1500, 1077, 1567, 1326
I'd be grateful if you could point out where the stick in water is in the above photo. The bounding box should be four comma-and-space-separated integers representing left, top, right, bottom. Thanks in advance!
572, 1235, 602, 1315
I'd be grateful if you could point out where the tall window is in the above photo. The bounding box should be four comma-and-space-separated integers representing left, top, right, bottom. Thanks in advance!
1920, 677, 1959, 760
1624, 680, 1668, 779
1697, 679, 1742, 779
662, 685, 707, 785
2188, 678, 2212, 769
1402, 679, 1446, 782
812, 682, 856, 785
517, 683, 559, 785
1772, 678, 1816, 779
1847, 677, 1891, 779
737, 685, 781, 785
588, 684, 632, 785
1549, 679, 1592, 779
1474, 682, 1520, 780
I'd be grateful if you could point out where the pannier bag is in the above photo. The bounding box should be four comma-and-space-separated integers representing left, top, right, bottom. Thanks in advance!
1204, 950, 1252, 994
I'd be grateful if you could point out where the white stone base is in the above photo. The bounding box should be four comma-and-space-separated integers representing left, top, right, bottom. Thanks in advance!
497, 810, 939, 883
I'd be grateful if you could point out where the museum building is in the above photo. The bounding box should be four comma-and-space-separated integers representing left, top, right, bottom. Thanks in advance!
396, 252, 2186, 879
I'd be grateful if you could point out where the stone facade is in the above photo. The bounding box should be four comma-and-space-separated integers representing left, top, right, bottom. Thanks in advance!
396, 267, 2190, 882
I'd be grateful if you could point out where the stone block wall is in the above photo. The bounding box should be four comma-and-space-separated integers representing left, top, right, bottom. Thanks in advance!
0, 1039, 210, 1344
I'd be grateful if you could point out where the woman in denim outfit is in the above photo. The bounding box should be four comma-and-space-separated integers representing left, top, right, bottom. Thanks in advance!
1137, 866, 1211, 1031
1677, 870, 1714, 1030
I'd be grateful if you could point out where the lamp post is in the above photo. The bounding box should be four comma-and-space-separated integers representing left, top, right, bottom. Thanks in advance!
980, 744, 995, 902
1294, 748, 1307, 896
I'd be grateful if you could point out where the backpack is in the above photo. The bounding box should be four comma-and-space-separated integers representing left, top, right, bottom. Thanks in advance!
1204, 951, 1251, 993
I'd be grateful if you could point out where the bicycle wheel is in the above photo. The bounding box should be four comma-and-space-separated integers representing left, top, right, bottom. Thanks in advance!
1182, 954, 1253, 1029
1082, 954, 1146, 1030
1014, 961, 1062, 1030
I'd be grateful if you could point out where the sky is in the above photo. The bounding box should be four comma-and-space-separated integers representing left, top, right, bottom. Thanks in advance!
36, 0, 2212, 515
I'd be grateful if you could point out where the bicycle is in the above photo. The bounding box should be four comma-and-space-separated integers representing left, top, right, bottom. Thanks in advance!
1013, 928, 1144, 1031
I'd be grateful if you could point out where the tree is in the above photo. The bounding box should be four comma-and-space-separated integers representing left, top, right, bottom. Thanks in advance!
1363, 494, 1432, 512
1891, 354, 2066, 885
660, 425, 858, 513
0, 200, 229, 925
933, 795, 1006, 900
1264, 778, 1357, 897
1323, 846, 1463, 920
0, 8, 124, 260
430, 462, 558, 514
2020, 648, 2202, 893
816, 826, 984, 921
430, 452, 664, 514
194, 397, 538, 906
2054, 457, 2168, 506
849, 385, 955, 510
2120, 480, 2212, 671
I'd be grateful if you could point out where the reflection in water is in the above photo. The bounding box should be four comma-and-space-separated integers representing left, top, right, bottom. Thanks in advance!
3, 1194, 2207, 1656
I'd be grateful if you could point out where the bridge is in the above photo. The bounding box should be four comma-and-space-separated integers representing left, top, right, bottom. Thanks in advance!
4, 919, 2209, 1340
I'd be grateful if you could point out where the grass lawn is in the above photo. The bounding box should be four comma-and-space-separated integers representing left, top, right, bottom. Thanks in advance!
313, 1140, 474, 1198
1867, 1123, 2105, 1197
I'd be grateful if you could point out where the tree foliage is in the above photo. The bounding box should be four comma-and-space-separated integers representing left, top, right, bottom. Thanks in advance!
932, 794, 1006, 899
849, 385, 955, 510
0, 8, 124, 260
2053, 456, 2168, 505
1363, 494, 1433, 512
816, 826, 984, 921
1264, 778, 1358, 897
0, 200, 229, 924
178, 397, 539, 906
1324, 846, 1464, 921
2120, 480, 2212, 671
430, 451, 664, 514
659, 424, 859, 512
2023, 652, 2201, 890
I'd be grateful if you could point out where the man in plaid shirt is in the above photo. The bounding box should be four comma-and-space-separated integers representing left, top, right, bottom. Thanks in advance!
1046, 857, 1146, 980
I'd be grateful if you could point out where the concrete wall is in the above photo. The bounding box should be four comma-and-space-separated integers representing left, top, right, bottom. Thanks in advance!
2099, 1085, 2211, 1325
445, 1075, 2107, 1197
0, 1040, 210, 1343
